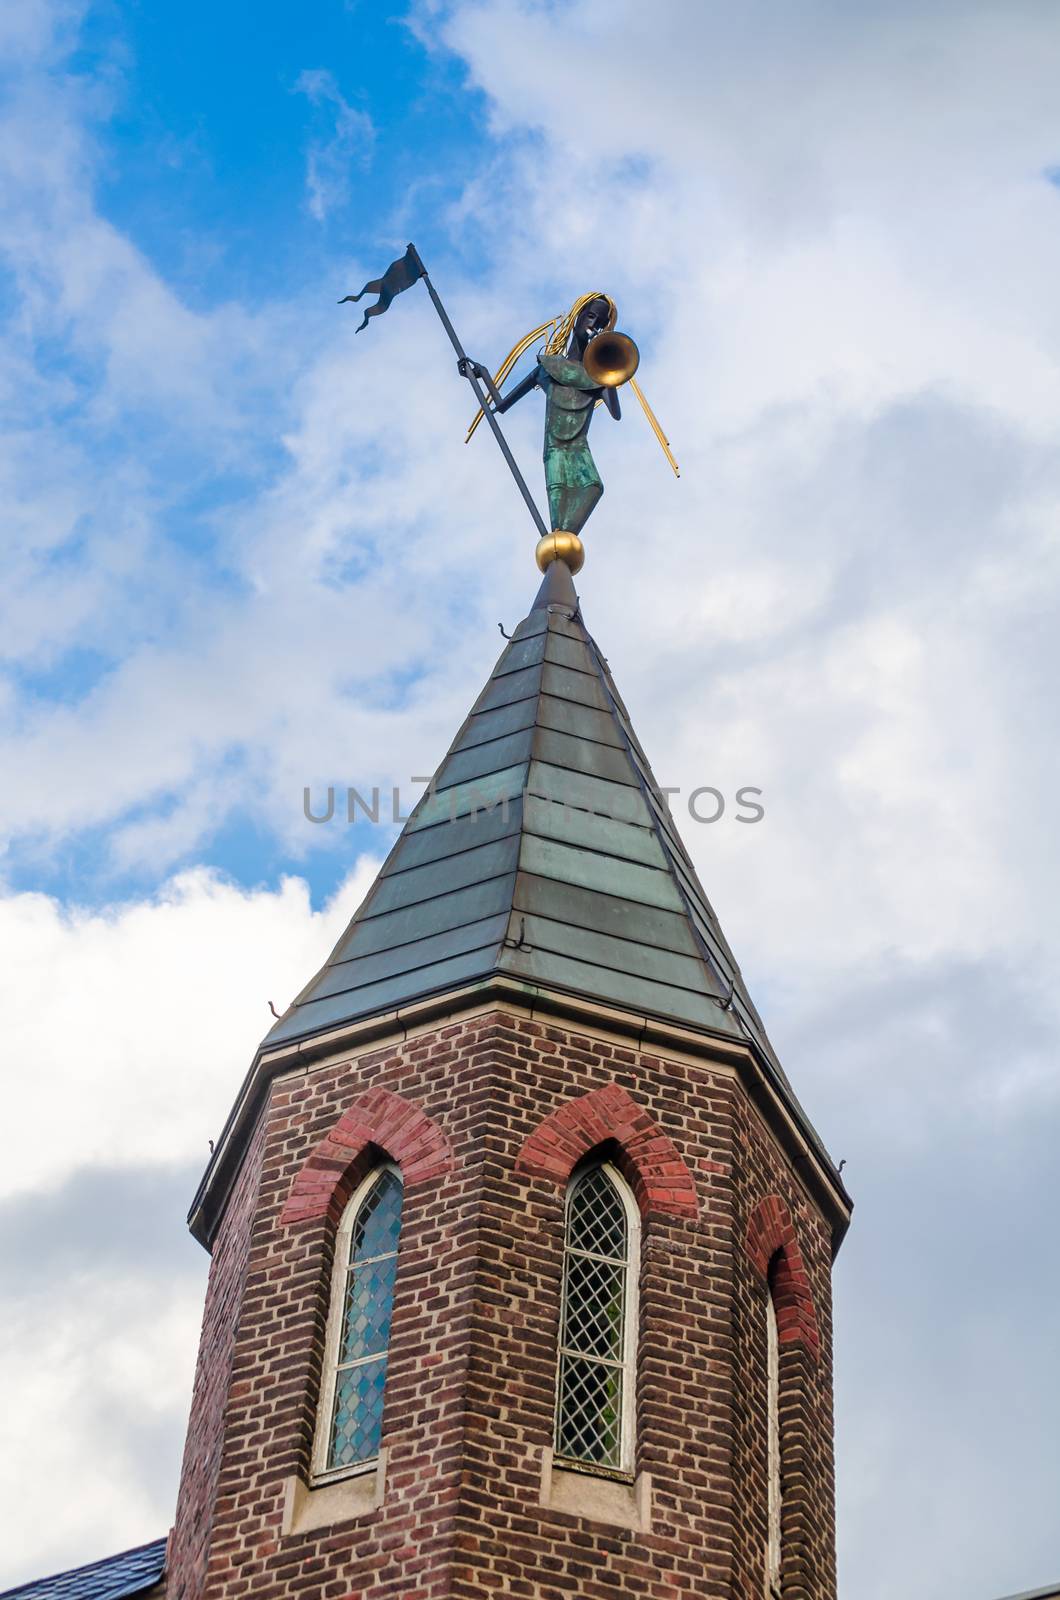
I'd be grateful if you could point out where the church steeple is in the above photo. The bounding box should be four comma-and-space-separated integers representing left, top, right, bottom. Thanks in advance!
189, 557, 843, 1253
172, 534, 849, 1600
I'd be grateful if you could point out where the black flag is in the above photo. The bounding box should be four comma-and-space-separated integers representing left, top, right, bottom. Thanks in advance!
339, 244, 425, 333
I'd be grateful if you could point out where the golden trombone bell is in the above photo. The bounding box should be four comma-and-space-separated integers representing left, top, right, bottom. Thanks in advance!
582, 329, 640, 388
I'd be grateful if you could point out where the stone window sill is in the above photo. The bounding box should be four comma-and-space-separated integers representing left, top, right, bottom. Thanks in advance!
538, 1447, 652, 1533
281, 1449, 387, 1536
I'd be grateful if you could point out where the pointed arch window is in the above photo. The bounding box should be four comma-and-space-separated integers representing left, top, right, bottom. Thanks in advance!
554, 1162, 639, 1475
766, 1259, 783, 1595
312, 1164, 403, 1479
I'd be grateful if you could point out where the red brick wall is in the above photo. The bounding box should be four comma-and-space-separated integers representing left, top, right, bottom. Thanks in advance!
168, 1115, 267, 1599
169, 1008, 838, 1600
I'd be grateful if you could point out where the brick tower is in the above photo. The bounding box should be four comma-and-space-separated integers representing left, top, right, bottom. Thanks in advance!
167, 554, 851, 1600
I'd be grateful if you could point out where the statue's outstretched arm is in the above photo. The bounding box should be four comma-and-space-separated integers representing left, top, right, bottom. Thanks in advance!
493, 368, 539, 415
459, 360, 537, 414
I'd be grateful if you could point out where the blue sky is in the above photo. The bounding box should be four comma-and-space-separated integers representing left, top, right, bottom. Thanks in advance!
3, 0, 506, 907
73, 0, 482, 297
3, 1, 1060, 1595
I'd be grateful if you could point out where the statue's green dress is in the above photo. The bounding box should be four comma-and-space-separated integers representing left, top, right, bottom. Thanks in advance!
536, 352, 604, 536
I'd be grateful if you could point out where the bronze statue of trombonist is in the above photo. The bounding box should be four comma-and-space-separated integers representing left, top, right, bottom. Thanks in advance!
462, 292, 679, 573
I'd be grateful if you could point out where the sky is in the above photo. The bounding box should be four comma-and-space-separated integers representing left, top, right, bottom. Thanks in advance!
1, 0, 1059, 1593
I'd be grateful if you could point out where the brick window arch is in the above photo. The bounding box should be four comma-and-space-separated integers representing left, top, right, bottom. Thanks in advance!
515, 1083, 698, 1221
280, 1086, 452, 1229
744, 1194, 820, 1360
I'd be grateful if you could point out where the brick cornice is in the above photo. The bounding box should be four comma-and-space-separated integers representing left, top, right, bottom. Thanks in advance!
279, 1086, 453, 1227
516, 1082, 699, 1220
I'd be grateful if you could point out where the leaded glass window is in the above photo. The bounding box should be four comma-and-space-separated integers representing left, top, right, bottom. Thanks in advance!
313, 1165, 403, 1479
554, 1163, 639, 1474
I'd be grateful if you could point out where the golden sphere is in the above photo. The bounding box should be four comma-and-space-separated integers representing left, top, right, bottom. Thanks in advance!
535, 531, 585, 574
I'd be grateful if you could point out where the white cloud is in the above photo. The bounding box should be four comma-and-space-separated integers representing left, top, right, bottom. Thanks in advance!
0, 0, 82, 65
0, 863, 378, 1201
0, 1271, 202, 1585
294, 68, 374, 222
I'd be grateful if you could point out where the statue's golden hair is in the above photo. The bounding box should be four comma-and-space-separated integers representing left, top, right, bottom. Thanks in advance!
543, 292, 617, 355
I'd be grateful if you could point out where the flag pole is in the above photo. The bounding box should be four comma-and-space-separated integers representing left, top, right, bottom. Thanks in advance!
407, 245, 549, 539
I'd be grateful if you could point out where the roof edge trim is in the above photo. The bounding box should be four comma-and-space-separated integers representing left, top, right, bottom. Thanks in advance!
187, 976, 851, 1256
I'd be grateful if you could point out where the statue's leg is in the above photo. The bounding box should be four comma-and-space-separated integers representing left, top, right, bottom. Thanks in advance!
545, 444, 603, 535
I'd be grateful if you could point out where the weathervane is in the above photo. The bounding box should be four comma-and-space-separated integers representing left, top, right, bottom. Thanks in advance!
341, 243, 678, 574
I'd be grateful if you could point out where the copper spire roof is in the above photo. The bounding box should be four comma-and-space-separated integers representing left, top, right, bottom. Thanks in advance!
268, 559, 787, 1090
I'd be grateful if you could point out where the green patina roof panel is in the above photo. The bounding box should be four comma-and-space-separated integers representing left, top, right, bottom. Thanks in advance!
379, 798, 521, 874
472, 662, 542, 712
517, 911, 711, 992
518, 833, 685, 913
490, 631, 547, 676
408, 765, 527, 829
503, 943, 740, 1036
329, 875, 518, 962
539, 660, 611, 711
434, 728, 536, 790
359, 834, 521, 919
309, 913, 512, 1002
511, 872, 708, 960
452, 695, 539, 749
543, 631, 597, 673
521, 793, 666, 869
532, 725, 639, 786
535, 692, 625, 747
269, 942, 503, 1041
526, 760, 652, 826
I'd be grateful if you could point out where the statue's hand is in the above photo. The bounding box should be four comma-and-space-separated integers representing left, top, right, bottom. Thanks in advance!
458, 358, 504, 409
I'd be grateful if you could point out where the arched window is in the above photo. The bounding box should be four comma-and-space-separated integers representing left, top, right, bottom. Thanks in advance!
554, 1162, 639, 1475
766, 1262, 782, 1594
312, 1164, 403, 1479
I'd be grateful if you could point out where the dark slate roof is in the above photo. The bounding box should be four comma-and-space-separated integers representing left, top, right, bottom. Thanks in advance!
993, 1587, 1060, 1600
0, 1539, 166, 1600
266, 559, 794, 1098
